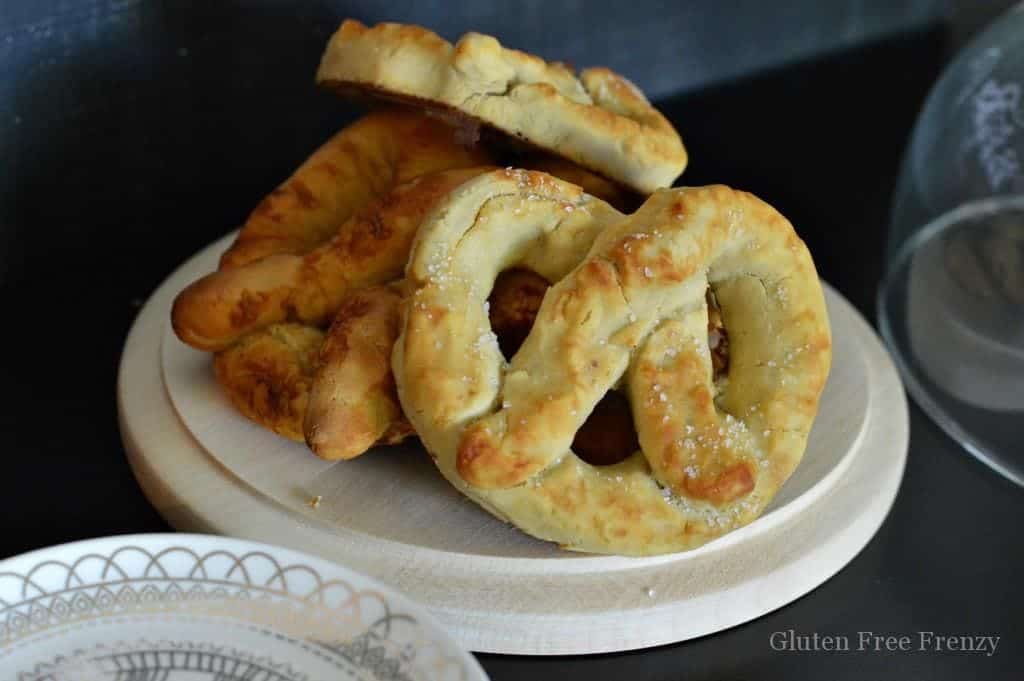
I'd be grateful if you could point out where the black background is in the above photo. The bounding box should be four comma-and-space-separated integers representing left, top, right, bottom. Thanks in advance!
1, 2, 1022, 680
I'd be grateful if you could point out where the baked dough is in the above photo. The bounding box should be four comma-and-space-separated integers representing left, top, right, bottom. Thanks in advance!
394, 174, 832, 555
212, 323, 323, 442
218, 108, 489, 269
316, 20, 687, 194
173, 167, 491, 351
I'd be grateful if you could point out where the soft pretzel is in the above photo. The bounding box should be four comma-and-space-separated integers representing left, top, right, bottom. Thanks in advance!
316, 20, 687, 194
218, 108, 490, 269
394, 173, 832, 555
173, 167, 492, 351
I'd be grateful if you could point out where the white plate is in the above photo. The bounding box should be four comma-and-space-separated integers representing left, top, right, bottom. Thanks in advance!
118, 233, 909, 654
0, 534, 486, 680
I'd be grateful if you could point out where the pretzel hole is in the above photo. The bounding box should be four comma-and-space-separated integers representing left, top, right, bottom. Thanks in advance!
706, 288, 730, 383
572, 390, 640, 466
487, 268, 550, 359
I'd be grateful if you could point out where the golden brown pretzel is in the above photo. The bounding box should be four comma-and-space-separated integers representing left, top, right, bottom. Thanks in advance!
173, 167, 492, 351
394, 171, 832, 555
316, 20, 687, 193
219, 108, 490, 269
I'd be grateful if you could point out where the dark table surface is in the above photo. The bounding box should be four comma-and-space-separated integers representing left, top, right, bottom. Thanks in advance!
2, 19, 1022, 681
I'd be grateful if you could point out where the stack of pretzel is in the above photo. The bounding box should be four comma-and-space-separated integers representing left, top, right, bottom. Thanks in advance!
172, 20, 832, 556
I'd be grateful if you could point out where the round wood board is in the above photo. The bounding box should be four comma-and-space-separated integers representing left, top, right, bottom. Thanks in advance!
118, 233, 908, 655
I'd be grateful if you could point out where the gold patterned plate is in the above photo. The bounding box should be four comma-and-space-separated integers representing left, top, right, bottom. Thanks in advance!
0, 534, 487, 681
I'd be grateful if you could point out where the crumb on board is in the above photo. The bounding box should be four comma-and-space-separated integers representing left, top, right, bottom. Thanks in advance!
308, 495, 322, 509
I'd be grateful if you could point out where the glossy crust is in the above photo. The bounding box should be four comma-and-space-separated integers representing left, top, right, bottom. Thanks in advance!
172, 167, 492, 352
394, 173, 832, 555
218, 108, 489, 269
316, 20, 687, 194
212, 323, 324, 442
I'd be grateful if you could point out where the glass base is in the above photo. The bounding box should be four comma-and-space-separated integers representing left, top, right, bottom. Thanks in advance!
878, 196, 1024, 486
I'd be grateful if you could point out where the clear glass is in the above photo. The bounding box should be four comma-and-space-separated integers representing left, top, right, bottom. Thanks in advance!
881, 4, 1024, 485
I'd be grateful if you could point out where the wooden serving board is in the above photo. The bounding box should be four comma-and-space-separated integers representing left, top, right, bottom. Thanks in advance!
118, 233, 908, 655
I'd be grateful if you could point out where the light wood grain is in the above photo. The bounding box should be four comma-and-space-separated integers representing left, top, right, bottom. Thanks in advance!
118, 233, 908, 654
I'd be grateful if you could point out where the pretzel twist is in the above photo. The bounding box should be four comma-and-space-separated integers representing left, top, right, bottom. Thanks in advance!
394, 172, 831, 555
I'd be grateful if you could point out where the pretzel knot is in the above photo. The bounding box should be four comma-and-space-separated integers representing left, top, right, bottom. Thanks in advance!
395, 173, 831, 555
